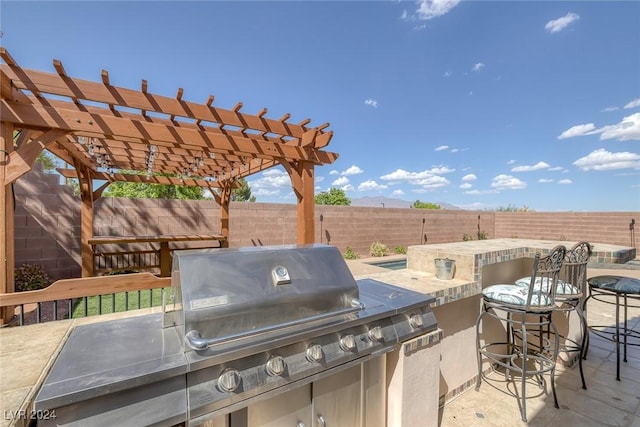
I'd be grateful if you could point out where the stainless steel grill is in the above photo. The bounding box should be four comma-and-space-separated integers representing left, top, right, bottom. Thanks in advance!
34, 244, 437, 426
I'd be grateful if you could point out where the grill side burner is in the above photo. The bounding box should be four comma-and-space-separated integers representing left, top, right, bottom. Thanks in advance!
34, 244, 437, 426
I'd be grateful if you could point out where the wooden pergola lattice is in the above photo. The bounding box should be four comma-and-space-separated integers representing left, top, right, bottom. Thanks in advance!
0, 48, 338, 320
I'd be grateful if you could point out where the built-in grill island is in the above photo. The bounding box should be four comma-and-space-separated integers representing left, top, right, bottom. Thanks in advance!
34, 244, 437, 426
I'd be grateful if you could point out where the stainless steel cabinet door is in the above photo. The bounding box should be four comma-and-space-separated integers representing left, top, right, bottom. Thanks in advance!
247, 384, 312, 427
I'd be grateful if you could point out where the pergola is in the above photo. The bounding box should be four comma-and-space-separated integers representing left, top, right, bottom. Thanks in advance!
0, 48, 338, 312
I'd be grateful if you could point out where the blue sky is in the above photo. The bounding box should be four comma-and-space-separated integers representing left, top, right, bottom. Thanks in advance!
2, 1, 639, 211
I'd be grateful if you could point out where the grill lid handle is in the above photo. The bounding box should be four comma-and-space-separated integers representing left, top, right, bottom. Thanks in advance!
184, 299, 365, 351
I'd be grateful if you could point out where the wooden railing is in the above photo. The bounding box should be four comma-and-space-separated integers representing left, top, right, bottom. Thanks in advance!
0, 273, 170, 326
94, 250, 160, 275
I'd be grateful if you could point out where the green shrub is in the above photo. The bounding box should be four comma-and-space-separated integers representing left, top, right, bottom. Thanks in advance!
394, 246, 407, 254
370, 241, 388, 257
344, 246, 359, 260
463, 231, 488, 241
15, 264, 52, 292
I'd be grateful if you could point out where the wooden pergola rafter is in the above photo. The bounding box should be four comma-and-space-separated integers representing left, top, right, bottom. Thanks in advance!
0, 48, 338, 321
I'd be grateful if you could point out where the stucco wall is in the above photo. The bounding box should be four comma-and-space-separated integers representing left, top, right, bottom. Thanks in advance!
13, 168, 639, 280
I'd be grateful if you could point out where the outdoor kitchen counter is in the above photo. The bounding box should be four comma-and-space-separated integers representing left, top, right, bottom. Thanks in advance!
0, 307, 162, 427
407, 238, 636, 284
347, 239, 635, 307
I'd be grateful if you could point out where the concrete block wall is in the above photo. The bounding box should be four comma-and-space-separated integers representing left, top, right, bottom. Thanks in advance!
12, 168, 640, 280
494, 211, 637, 248
14, 164, 81, 280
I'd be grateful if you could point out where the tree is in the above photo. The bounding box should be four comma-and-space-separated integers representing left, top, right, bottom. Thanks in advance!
411, 200, 441, 209
315, 188, 351, 206
231, 178, 254, 202
496, 204, 534, 212
36, 151, 57, 173
105, 179, 205, 200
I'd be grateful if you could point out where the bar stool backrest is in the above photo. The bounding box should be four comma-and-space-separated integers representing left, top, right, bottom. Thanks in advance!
524, 245, 566, 310
561, 241, 592, 299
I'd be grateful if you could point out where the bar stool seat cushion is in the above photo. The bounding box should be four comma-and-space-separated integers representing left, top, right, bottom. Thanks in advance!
514, 276, 580, 296
588, 276, 640, 295
482, 284, 553, 307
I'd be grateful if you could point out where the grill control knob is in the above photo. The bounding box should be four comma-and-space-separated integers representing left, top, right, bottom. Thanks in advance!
368, 326, 384, 342
306, 344, 323, 362
266, 355, 286, 376
218, 368, 241, 393
410, 314, 424, 329
340, 334, 356, 352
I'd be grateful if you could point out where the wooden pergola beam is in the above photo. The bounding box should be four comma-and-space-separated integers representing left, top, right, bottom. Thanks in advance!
0, 61, 320, 140
0, 100, 338, 165
57, 168, 227, 189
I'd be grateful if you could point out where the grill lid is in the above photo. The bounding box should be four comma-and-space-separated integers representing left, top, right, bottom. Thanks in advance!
170, 244, 360, 350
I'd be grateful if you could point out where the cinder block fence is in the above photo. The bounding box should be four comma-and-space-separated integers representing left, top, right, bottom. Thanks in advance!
14, 167, 639, 280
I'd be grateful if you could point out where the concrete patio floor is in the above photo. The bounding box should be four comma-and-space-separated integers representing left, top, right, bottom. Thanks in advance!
439, 266, 640, 427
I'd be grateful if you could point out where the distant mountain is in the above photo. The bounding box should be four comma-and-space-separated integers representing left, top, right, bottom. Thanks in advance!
350, 196, 462, 210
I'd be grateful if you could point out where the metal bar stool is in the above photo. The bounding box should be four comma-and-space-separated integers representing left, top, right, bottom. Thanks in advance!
583, 275, 640, 381
476, 245, 566, 422
514, 242, 592, 390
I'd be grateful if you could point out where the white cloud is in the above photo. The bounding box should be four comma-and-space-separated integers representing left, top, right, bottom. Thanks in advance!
545, 12, 580, 33
342, 165, 364, 176
558, 123, 596, 139
598, 113, 640, 141
602, 106, 619, 112
573, 148, 640, 171
341, 184, 355, 192
548, 166, 565, 172
391, 189, 405, 196
462, 174, 477, 182
560, 114, 640, 141
472, 62, 485, 72
511, 161, 551, 172
380, 167, 454, 182
624, 98, 640, 109
364, 98, 378, 108
358, 180, 388, 191
400, 10, 409, 20
538, 178, 554, 183
248, 169, 291, 196
435, 145, 449, 151
332, 176, 350, 186
450, 148, 459, 153
329, 170, 339, 175
429, 166, 455, 174
316, 176, 325, 183
507, 159, 516, 165
417, 176, 450, 188
558, 179, 573, 185
252, 188, 280, 197
464, 189, 499, 195
491, 174, 527, 190
443, 70, 452, 77
415, 0, 461, 20
459, 182, 472, 189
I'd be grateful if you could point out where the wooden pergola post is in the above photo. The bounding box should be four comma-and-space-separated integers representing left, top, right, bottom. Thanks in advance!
216, 184, 232, 248
0, 121, 15, 324
296, 161, 315, 244
75, 161, 95, 277
281, 160, 316, 244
